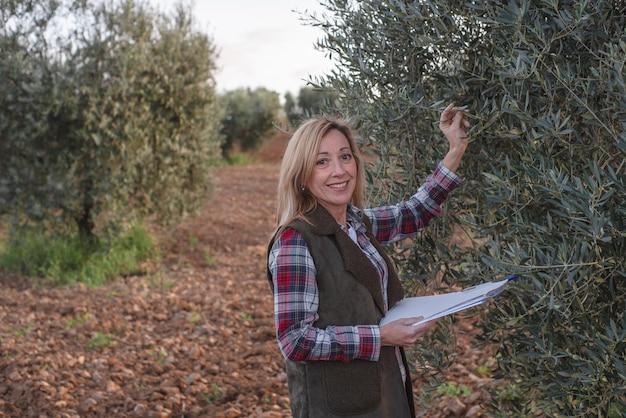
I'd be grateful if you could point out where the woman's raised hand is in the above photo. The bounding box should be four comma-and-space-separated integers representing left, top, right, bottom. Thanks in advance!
439, 103, 470, 173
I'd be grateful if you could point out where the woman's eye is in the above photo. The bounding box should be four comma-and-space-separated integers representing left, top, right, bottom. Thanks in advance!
316, 158, 329, 166
341, 153, 353, 160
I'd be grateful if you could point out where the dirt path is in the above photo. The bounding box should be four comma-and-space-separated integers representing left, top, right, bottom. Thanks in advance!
0, 151, 496, 417
0, 163, 289, 418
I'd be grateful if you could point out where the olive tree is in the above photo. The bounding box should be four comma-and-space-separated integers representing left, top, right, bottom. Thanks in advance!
219, 87, 281, 159
284, 86, 339, 123
0, 0, 222, 241
307, 0, 625, 416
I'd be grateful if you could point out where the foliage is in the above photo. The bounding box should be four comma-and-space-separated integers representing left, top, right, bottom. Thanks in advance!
87, 331, 115, 350
283, 91, 298, 121
0, 0, 222, 241
437, 382, 471, 398
283, 86, 339, 124
219, 87, 281, 160
0, 223, 155, 286
308, 0, 626, 416
65, 312, 93, 329
202, 383, 223, 404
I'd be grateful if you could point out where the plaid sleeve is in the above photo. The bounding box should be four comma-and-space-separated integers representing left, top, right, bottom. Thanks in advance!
268, 228, 381, 362
365, 161, 464, 244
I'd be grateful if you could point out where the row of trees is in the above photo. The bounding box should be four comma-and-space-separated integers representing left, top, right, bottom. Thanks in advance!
1, 0, 222, 241
306, 0, 625, 416
0, 0, 330, 243
219, 86, 339, 160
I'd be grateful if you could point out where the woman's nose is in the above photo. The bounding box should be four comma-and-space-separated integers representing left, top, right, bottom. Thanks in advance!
331, 159, 345, 174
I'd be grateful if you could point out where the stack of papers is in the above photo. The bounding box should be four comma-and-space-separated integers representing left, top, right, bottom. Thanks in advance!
380, 275, 519, 326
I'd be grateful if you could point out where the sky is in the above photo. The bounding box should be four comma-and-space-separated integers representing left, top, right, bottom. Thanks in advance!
152, 0, 333, 98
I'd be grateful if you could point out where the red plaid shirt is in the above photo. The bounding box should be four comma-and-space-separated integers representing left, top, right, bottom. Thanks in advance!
268, 162, 462, 363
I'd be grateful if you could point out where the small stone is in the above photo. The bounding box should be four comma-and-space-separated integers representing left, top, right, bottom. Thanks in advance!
82, 397, 98, 411
224, 407, 242, 418
466, 405, 482, 417
448, 397, 467, 416
106, 380, 121, 392
133, 403, 146, 414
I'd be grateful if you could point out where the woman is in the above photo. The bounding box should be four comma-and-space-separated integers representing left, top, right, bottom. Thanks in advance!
267, 104, 469, 417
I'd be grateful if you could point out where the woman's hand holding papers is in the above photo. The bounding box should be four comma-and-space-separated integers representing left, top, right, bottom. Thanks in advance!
380, 317, 437, 347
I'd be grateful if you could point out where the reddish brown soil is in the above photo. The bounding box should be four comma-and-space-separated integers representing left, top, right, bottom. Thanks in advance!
0, 133, 497, 417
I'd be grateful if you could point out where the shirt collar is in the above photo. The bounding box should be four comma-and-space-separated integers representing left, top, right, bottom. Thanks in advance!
347, 204, 366, 234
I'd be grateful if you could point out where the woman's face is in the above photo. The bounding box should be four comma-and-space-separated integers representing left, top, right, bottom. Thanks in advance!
307, 129, 357, 221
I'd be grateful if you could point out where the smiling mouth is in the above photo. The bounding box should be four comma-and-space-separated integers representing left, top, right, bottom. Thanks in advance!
328, 181, 348, 189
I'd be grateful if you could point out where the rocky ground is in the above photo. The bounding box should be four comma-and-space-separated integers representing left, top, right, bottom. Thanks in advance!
0, 134, 498, 417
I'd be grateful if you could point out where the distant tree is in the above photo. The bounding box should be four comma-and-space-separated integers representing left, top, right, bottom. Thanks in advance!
283, 91, 299, 122
298, 86, 339, 115
308, 0, 625, 416
219, 87, 281, 159
0, 0, 222, 241
284, 86, 339, 124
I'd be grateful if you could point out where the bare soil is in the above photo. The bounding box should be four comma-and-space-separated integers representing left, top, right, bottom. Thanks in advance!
0, 133, 497, 418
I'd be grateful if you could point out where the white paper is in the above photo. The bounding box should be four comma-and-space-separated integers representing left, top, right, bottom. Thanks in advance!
380, 276, 516, 327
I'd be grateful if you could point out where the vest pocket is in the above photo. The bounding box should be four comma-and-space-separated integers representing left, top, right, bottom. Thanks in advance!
322, 360, 381, 415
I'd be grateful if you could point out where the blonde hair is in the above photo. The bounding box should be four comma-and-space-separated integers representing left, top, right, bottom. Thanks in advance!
275, 115, 366, 229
